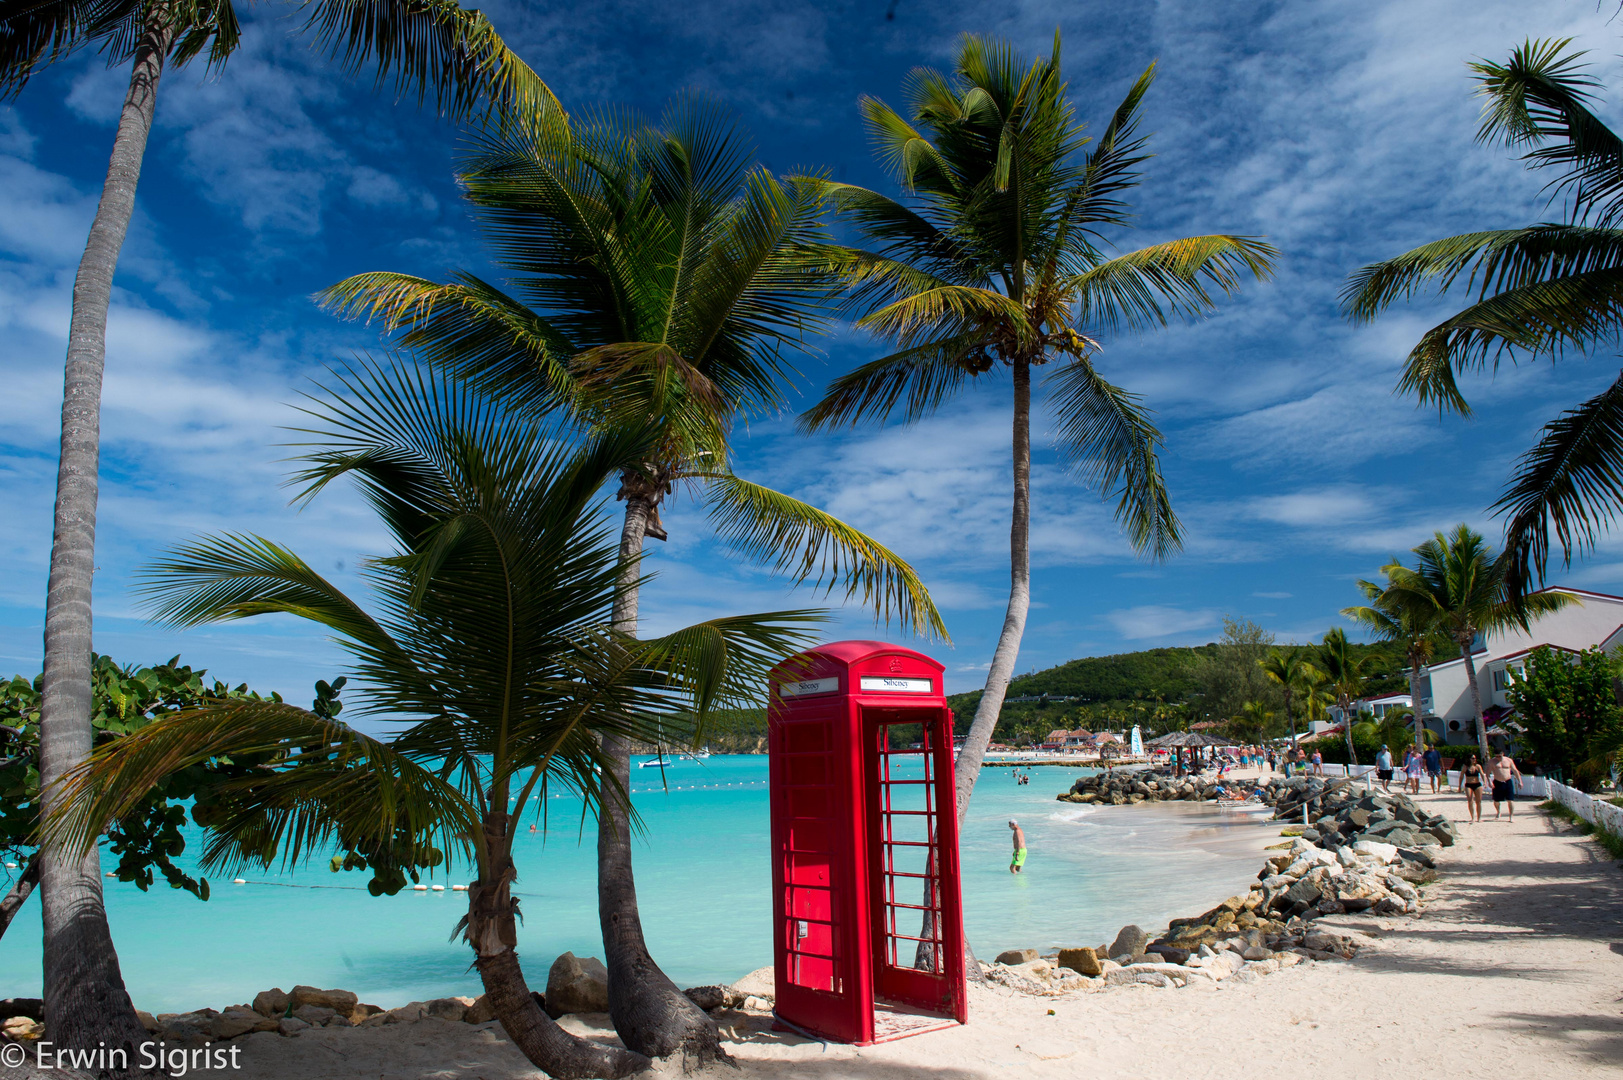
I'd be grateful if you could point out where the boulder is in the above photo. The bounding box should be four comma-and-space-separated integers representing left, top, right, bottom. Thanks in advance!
1143, 944, 1190, 965
0, 999, 42, 1022
1385, 827, 1421, 848
545, 952, 611, 1017
1350, 840, 1398, 863
136, 1010, 159, 1033
1241, 946, 1273, 961
252, 988, 289, 1018
2, 1017, 43, 1042
277, 1017, 311, 1036
1057, 947, 1102, 976
387, 1003, 427, 1023
424, 998, 470, 1022
995, 948, 1039, 966
290, 986, 359, 1013
1109, 924, 1149, 960
291, 1005, 336, 1026
463, 995, 496, 1024
210, 1008, 277, 1039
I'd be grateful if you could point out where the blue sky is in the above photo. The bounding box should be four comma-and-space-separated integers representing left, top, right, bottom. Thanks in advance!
3, 0, 1621, 706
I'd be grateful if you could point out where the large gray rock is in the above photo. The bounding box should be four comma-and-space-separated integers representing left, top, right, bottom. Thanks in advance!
1108, 925, 1149, 960
424, 997, 471, 1022
545, 952, 611, 1017
291, 1004, 335, 1026
995, 948, 1039, 965
210, 1008, 277, 1039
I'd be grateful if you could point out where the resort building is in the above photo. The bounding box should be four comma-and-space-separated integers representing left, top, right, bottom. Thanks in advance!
1418, 587, 1623, 745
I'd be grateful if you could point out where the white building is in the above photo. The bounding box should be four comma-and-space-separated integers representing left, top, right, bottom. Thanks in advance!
1418, 588, 1623, 745
1323, 692, 1413, 733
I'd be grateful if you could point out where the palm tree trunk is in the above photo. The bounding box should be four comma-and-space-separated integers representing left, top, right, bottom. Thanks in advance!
1462, 635, 1491, 764
470, 818, 648, 1080
0, 855, 40, 940
38, 14, 173, 1062
1408, 660, 1425, 753
1342, 695, 1358, 767
955, 356, 1032, 819
597, 483, 727, 1065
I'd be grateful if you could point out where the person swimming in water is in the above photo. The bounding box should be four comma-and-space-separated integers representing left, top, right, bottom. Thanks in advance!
1008, 819, 1027, 874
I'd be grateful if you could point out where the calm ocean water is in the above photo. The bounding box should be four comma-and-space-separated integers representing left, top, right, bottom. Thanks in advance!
0, 758, 1276, 1012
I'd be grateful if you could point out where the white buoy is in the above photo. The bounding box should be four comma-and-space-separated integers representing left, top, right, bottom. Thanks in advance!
431, 884, 445, 892
4, 862, 15, 869
452, 884, 467, 892
412, 883, 429, 891
233, 878, 247, 885
104, 871, 116, 878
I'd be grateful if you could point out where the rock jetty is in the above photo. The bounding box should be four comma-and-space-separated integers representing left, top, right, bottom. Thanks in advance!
990, 785, 1453, 996
0, 952, 754, 1049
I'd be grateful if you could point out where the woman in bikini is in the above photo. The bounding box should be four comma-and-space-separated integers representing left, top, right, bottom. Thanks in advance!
1460, 753, 1485, 823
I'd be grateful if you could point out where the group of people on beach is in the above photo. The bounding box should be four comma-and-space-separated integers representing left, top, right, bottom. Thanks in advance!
1372, 743, 1524, 823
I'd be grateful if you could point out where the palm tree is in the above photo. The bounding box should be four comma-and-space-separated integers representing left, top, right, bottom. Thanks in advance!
1342, 40, 1623, 594
797, 34, 1276, 823
1232, 700, 1275, 745
1314, 628, 1375, 767
49, 362, 820, 1080
320, 101, 943, 1060
1258, 647, 1316, 748
1371, 525, 1575, 765
1, 0, 551, 1053
1344, 573, 1444, 754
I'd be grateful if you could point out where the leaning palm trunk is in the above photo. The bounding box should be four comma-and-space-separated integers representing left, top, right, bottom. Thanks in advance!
597, 482, 728, 1065
1461, 636, 1491, 764
0, 856, 39, 940
38, 11, 173, 1060
954, 358, 1032, 819
925, 356, 1033, 978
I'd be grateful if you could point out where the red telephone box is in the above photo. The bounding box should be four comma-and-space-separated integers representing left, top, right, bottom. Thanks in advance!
767, 641, 967, 1045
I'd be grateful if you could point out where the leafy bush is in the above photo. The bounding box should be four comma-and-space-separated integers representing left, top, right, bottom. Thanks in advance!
1506, 646, 1623, 792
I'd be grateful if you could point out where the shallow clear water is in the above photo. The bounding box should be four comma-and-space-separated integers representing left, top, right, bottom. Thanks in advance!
0, 759, 1276, 1011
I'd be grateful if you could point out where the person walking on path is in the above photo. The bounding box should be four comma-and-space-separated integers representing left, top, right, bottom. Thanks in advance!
1460, 753, 1486, 823
1490, 750, 1523, 821
1311, 750, 1324, 776
1376, 744, 1394, 792
1404, 748, 1424, 794
1424, 745, 1443, 794
1008, 819, 1028, 874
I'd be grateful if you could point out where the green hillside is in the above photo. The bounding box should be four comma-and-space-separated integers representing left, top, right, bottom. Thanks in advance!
946, 637, 1454, 745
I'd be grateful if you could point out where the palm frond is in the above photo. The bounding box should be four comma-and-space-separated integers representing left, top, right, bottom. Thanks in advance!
1396, 267, 1623, 413
797, 333, 982, 430
1046, 356, 1181, 558
699, 473, 948, 639
1496, 368, 1623, 591
317, 272, 581, 417
303, 0, 561, 128
857, 284, 1030, 348
46, 700, 479, 877
1069, 235, 1278, 334
1473, 38, 1623, 225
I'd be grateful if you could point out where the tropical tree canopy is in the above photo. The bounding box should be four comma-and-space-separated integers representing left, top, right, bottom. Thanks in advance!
800, 35, 1277, 556
1342, 39, 1623, 593
0, 0, 556, 124
321, 99, 943, 637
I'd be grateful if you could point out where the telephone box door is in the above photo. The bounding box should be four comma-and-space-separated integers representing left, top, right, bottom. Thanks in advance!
863, 705, 966, 1021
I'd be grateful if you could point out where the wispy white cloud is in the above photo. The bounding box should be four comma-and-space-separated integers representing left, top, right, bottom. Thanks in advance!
1104, 605, 1222, 641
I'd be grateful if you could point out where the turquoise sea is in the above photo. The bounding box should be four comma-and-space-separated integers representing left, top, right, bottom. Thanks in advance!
0, 759, 1276, 1012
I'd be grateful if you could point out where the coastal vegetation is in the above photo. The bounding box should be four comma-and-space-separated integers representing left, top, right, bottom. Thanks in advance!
0, 0, 551, 1056
1506, 646, 1623, 790
798, 34, 1276, 817
321, 99, 941, 1061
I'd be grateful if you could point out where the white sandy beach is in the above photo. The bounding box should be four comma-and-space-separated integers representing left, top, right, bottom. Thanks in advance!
221, 791, 1623, 1079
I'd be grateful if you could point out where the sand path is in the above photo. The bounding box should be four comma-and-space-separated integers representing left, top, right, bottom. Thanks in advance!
232, 793, 1623, 1079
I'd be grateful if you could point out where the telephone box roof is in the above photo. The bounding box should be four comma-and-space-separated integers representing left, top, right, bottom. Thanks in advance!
771, 640, 945, 675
